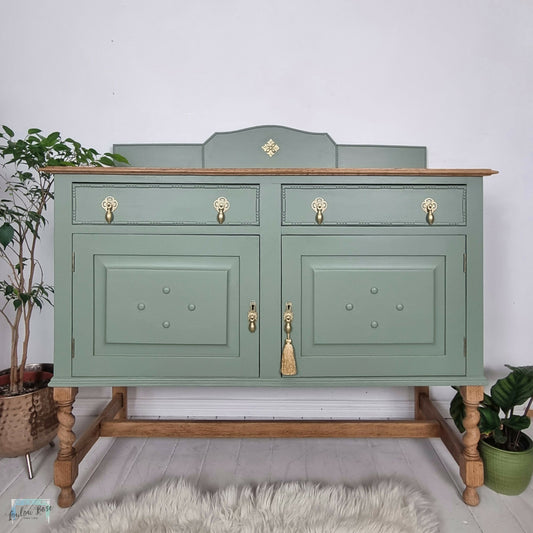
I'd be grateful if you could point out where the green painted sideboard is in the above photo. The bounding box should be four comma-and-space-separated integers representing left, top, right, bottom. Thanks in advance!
48, 126, 497, 507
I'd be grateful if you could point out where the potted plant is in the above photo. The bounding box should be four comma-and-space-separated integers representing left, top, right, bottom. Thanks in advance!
0, 126, 127, 477
450, 364, 533, 495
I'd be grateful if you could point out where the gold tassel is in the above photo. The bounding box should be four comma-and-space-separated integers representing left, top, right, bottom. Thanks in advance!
281, 338, 297, 376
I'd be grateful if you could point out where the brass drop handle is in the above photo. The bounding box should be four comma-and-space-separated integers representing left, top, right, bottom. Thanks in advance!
213, 197, 230, 224
421, 198, 438, 225
248, 301, 258, 333
311, 197, 327, 225
281, 302, 297, 376
101, 196, 118, 224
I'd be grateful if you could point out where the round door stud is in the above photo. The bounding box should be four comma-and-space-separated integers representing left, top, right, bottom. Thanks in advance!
345, 303, 354, 311
162, 287, 171, 294
396, 304, 404, 311
370, 287, 379, 294
137, 303, 146, 311
162, 321, 170, 328
188, 304, 196, 311
371, 321, 379, 329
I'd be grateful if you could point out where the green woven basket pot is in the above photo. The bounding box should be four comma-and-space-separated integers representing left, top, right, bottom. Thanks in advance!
479, 434, 533, 495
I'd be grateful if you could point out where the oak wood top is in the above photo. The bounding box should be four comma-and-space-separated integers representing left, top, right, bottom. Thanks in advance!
43, 167, 498, 177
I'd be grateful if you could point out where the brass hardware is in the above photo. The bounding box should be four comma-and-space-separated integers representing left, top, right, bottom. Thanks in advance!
283, 302, 293, 335
311, 197, 327, 224
101, 196, 118, 224
261, 138, 280, 157
421, 198, 437, 225
248, 301, 258, 333
281, 302, 297, 376
213, 196, 230, 224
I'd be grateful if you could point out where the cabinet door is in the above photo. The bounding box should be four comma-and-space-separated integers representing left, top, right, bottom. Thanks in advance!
282, 235, 466, 377
72, 234, 259, 378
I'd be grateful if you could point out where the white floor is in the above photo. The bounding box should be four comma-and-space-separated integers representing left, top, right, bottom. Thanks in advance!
1, 416, 532, 533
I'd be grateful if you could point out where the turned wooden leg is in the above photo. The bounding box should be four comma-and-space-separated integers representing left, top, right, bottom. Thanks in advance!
53, 387, 79, 508
460, 385, 484, 506
112, 387, 128, 420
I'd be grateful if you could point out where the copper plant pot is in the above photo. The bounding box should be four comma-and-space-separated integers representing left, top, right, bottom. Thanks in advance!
0, 363, 58, 458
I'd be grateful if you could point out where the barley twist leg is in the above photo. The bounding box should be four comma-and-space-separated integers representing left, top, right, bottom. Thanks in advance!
53, 387, 79, 508
460, 385, 484, 506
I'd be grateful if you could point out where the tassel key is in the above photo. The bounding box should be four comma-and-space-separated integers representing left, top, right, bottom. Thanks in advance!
281, 303, 297, 376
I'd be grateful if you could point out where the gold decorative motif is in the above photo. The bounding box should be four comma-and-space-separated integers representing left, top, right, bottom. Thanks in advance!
421, 198, 437, 225
213, 196, 230, 224
262, 139, 280, 157
247, 301, 258, 333
101, 196, 118, 224
281, 302, 297, 376
311, 197, 328, 225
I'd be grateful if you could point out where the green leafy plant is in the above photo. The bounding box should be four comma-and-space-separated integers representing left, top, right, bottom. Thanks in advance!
450, 365, 533, 451
0, 126, 128, 394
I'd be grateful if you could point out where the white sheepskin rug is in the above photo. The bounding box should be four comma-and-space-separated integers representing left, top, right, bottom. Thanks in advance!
52, 478, 440, 533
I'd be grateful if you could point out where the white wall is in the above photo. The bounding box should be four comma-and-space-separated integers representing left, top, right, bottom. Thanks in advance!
1, 0, 531, 416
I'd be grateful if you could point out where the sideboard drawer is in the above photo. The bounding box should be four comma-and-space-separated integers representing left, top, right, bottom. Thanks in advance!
73, 183, 260, 225
282, 185, 466, 226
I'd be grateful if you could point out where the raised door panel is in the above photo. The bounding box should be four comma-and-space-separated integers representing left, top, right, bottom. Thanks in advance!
72, 234, 259, 378
282, 235, 466, 377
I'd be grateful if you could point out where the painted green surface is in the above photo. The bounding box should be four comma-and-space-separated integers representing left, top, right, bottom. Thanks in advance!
282, 185, 465, 226
114, 125, 426, 169
73, 183, 259, 225
282, 235, 465, 377
72, 234, 259, 378
113, 144, 203, 168
337, 144, 426, 169
51, 126, 485, 388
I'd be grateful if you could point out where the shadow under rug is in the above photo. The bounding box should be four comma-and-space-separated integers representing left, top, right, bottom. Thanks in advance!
52, 478, 440, 533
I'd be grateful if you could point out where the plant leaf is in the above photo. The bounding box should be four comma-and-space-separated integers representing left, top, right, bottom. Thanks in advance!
491, 370, 533, 413
505, 365, 533, 380
479, 407, 501, 435
493, 428, 507, 444
98, 156, 114, 166
110, 152, 129, 164
0, 222, 15, 248
502, 415, 531, 432
2, 125, 14, 137
44, 131, 61, 147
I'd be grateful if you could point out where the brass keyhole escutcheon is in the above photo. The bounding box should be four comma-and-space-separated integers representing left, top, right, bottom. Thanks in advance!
248, 301, 258, 333
283, 302, 293, 336
101, 196, 118, 224
213, 197, 230, 224
421, 198, 437, 225
311, 197, 327, 225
